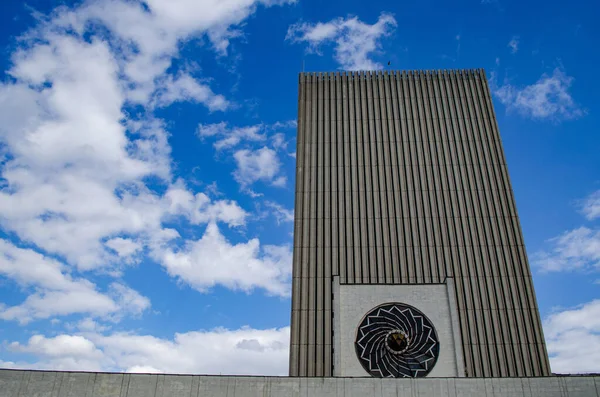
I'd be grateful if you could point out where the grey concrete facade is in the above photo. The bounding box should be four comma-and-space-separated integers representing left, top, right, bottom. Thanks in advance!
333, 277, 464, 377
290, 69, 550, 377
1, 370, 599, 397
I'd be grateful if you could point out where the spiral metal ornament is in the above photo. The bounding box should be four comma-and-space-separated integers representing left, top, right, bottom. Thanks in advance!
355, 303, 440, 378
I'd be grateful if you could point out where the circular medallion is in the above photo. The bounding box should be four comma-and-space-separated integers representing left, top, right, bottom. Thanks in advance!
354, 303, 440, 378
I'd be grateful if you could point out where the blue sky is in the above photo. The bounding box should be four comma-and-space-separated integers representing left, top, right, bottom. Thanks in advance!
0, 0, 598, 375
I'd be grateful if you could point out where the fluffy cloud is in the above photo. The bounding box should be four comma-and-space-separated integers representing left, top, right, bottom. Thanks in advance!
164, 182, 248, 226
153, 73, 229, 111
0, 240, 149, 324
533, 227, 600, 272
11, 335, 103, 359
271, 133, 288, 151
579, 190, 600, 221
270, 133, 295, 159
533, 189, 600, 273
271, 120, 297, 130
532, 191, 600, 376
50, 0, 296, 103
105, 238, 143, 259
264, 201, 294, 225
8, 326, 290, 375
109, 283, 151, 316
492, 68, 584, 121
197, 122, 266, 150
0, 0, 297, 326
197, 121, 297, 151
233, 147, 286, 188
75, 318, 111, 333
197, 121, 294, 193
544, 300, 600, 373
286, 13, 397, 70
0, 1, 244, 270
157, 223, 292, 296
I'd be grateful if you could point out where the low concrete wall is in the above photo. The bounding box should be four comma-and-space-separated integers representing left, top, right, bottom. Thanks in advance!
0, 369, 599, 396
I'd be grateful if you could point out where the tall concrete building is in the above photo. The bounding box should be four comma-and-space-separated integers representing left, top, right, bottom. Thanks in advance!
289, 69, 551, 378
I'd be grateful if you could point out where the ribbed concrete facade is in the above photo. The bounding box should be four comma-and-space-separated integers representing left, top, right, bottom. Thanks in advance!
289, 69, 551, 378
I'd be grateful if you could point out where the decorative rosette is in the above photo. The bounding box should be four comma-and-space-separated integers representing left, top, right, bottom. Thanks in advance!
355, 303, 440, 377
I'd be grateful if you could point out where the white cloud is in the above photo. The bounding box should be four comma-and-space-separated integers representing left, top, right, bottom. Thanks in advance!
105, 238, 142, 259
533, 190, 600, 274
0, 240, 149, 324
11, 335, 103, 359
50, 0, 296, 103
0, 0, 304, 330
197, 122, 265, 150
153, 73, 229, 111
233, 147, 286, 188
110, 283, 151, 316
579, 190, 600, 221
286, 13, 397, 70
157, 222, 292, 296
196, 121, 293, 193
264, 201, 294, 224
533, 227, 600, 272
508, 36, 519, 54
271, 133, 288, 151
75, 318, 111, 333
197, 123, 295, 185
544, 300, 600, 373
271, 120, 297, 130
0, 4, 230, 270
0, 0, 299, 322
127, 365, 163, 373
164, 182, 248, 226
492, 68, 584, 121
7, 326, 290, 375
272, 176, 287, 187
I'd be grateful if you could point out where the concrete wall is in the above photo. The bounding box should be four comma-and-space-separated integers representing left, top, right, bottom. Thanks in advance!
1, 370, 599, 397
333, 277, 464, 377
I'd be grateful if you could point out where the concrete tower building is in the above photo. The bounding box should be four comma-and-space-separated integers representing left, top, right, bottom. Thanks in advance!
289, 69, 551, 378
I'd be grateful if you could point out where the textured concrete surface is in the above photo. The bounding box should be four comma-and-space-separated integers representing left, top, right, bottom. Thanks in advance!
1, 370, 599, 396
290, 69, 550, 377
334, 278, 463, 377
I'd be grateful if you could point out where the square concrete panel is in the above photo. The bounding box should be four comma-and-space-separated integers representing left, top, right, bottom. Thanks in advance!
334, 280, 463, 377
196, 376, 232, 397
156, 375, 194, 397
0, 370, 26, 397
126, 374, 158, 397
87, 373, 126, 397
266, 378, 301, 397
19, 371, 58, 397
58, 372, 95, 397
563, 377, 598, 397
